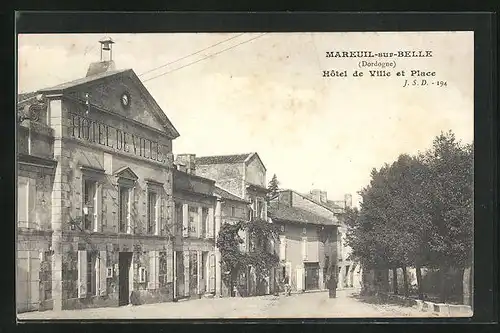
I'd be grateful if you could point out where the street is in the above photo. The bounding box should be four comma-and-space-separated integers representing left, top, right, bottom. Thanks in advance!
18, 289, 438, 320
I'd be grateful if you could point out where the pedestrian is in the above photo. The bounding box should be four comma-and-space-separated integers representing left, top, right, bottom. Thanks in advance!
327, 274, 337, 298
283, 276, 291, 296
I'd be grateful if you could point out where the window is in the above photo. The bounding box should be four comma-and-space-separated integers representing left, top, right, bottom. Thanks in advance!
86, 253, 97, 296
175, 203, 183, 235
256, 200, 262, 219
188, 206, 198, 237
231, 207, 236, 217
17, 178, 28, 228
83, 180, 97, 231
159, 251, 168, 288
147, 191, 157, 234
202, 207, 208, 237
139, 267, 146, 283
302, 227, 307, 235
118, 186, 129, 233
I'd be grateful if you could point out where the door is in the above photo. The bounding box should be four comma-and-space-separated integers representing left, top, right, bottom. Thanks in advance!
118, 252, 132, 306
175, 251, 185, 298
304, 263, 320, 291
16, 250, 40, 313
189, 251, 198, 296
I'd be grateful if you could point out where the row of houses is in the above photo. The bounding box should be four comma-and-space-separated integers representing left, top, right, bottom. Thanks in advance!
16, 39, 360, 313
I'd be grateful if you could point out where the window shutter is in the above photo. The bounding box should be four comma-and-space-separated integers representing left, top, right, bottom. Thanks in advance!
94, 184, 102, 232
99, 250, 107, 296
148, 251, 158, 290
197, 207, 203, 238
280, 236, 286, 261
207, 207, 214, 239
127, 187, 135, 234
302, 237, 307, 261
182, 204, 189, 238
77, 250, 87, 298
209, 252, 216, 292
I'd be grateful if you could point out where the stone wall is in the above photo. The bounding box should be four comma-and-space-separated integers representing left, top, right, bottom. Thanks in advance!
196, 163, 245, 198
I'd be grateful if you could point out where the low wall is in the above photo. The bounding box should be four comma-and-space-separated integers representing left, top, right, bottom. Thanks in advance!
382, 293, 472, 317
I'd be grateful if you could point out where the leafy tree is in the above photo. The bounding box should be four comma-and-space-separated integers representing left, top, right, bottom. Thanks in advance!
215, 221, 246, 293
420, 131, 473, 302
345, 131, 473, 302
267, 174, 280, 202
216, 218, 280, 296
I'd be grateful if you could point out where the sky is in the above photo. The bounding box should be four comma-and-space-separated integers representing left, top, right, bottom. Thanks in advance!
17, 32, 474, 207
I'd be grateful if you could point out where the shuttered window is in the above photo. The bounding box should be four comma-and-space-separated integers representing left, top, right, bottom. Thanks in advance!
174, 203, 183, 236
188, 206, 198, 237
147, 192, 157, 235
279, 236, 287, 261
77, 251, 87, 298
148, 251, 159, 290
17, 178, 28, 228
208, 252, 215, 292
201, 207, 208, 238
83, 180, 96, 231
118, 187, 129, 233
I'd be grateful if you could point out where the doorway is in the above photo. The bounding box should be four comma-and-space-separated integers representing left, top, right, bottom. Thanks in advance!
118, 252, 133, 306
175, 251, 185, 298
304, 262, 320, 291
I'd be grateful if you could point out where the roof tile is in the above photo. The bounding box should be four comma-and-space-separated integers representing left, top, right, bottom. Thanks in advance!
196, 153, 252, 165
268, 202, 338, 226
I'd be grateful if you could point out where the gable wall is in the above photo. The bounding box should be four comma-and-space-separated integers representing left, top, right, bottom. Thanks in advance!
68, 75, 166, 132
291, 192, 334, 220
245, 155, 266, 188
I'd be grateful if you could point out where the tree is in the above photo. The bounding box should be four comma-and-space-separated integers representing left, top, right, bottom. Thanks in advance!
216, 218, 280, 297
345, 131, 472, 302
267, 174, 280, 202
215, 221, 246, 295
420, 131, 473, 302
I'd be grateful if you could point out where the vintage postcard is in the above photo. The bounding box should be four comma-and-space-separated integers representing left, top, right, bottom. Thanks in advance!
16, 31, 473, 320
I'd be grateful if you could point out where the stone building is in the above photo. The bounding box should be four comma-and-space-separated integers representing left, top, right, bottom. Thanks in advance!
16, 39, 180, 312
268, 190, 340, 293
171, 156, 216, 300
307, 190, 362, 290
194, 153, 274, 296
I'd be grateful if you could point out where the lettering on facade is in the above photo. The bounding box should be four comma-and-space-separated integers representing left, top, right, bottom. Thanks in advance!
69, 113, 168, 163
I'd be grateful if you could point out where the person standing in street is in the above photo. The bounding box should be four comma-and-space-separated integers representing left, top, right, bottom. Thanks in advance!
328, 273, 337, 298
283, 276, 291, 296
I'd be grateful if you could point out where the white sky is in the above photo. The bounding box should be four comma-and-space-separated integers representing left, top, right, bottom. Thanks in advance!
17, 32, 474, 206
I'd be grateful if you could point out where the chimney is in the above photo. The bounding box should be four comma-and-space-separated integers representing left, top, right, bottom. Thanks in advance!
344, 194, 353, 208
310, 189, 327, 203
175, 154, 196, 175
86, 37, 117, 77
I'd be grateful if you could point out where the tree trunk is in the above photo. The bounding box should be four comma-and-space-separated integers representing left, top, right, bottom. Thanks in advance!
415, 265, 424, 300
402, 266, 409, 297
392, 268, 398, 294
439, 266, 447, 303
462, 266, 471, 306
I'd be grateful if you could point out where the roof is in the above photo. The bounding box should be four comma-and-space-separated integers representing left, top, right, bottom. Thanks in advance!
290, 190, 340, 214
173, 168, 216, 184
35, 69, 180, 139
18, 91, 39, 104
38, 69, 127, 93
196, 153, 253, 165
268, 202, 338, 226
214, 186, 250, 203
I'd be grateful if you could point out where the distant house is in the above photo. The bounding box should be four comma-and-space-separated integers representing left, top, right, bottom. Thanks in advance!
268, 190, 340, 293
306, 190, 362, 289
